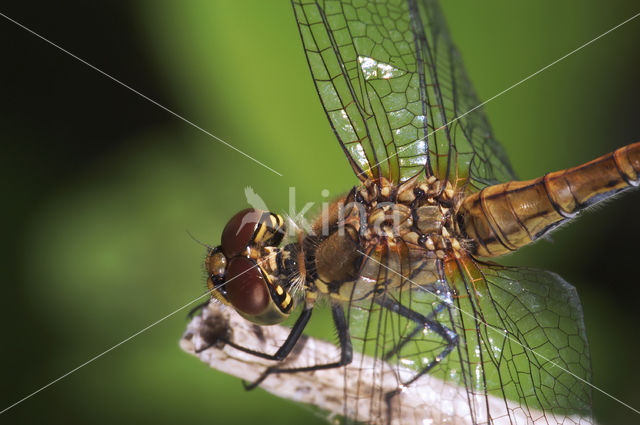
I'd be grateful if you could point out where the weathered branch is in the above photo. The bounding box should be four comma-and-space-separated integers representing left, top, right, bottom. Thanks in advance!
180, 302, 588, 425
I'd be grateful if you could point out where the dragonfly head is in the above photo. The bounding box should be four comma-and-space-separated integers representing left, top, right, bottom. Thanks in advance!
205, 209, 293, 325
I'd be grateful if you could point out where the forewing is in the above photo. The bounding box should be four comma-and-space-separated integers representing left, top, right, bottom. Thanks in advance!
346, 243, 450, 423
292, 0, 516, 188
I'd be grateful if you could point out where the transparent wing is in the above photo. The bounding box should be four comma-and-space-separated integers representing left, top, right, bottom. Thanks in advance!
446, 257, 592, 424
292, 0, 516, 189
347, 249, 592, 424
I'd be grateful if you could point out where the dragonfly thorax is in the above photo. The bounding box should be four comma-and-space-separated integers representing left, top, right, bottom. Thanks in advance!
294, 176, 468, 301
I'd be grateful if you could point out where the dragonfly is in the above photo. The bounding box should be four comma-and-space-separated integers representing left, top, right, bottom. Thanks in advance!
193, 1, 640, 424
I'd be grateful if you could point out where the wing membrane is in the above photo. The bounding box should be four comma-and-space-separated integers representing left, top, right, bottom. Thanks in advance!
448, 258, 592, 423
347, 250, 592, 424
293, 0, 516, 189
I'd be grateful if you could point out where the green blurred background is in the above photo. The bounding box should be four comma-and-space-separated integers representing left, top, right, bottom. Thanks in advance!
1, 1, 639, 424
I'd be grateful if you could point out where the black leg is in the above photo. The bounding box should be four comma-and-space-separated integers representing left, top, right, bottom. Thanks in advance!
196, 306, 313, 361
379, 296, 449, 361
244, 301, 353, 390
376, 294, 458, 425
187, 299, 211, 319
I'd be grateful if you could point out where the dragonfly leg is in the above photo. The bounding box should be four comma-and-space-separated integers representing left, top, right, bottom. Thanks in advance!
186, 299, 211, 319
376, 295, 458, 425
379, 296, 450, 361
195, 304, 313, 361
244, 301, 353, 390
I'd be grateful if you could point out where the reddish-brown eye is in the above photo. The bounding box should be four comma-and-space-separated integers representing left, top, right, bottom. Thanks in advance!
225, 257, 269, 316
221, 208, 264, 257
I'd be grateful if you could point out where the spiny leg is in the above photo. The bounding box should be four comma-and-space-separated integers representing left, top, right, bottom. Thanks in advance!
376, 295, 458, 425
378, 283, 452, 360
187, 299, 211, 319
244, 301, 353, 390
195, 304, 313, 361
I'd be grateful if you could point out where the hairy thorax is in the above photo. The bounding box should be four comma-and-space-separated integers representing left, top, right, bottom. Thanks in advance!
295, 176, 468, 302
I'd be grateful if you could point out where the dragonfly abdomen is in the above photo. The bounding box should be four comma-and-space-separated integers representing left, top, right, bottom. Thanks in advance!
459, 141, 640, 257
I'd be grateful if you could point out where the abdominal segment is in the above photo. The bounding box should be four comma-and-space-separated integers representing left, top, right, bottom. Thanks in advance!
459, 141, 640, 257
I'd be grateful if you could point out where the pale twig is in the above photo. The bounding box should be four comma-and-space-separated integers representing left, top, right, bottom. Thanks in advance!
180, 302, 589, 425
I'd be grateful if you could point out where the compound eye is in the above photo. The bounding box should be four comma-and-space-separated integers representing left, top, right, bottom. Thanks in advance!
221, 209, 286, 257
225, 257, 270, 317
221, 208, 264, 257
